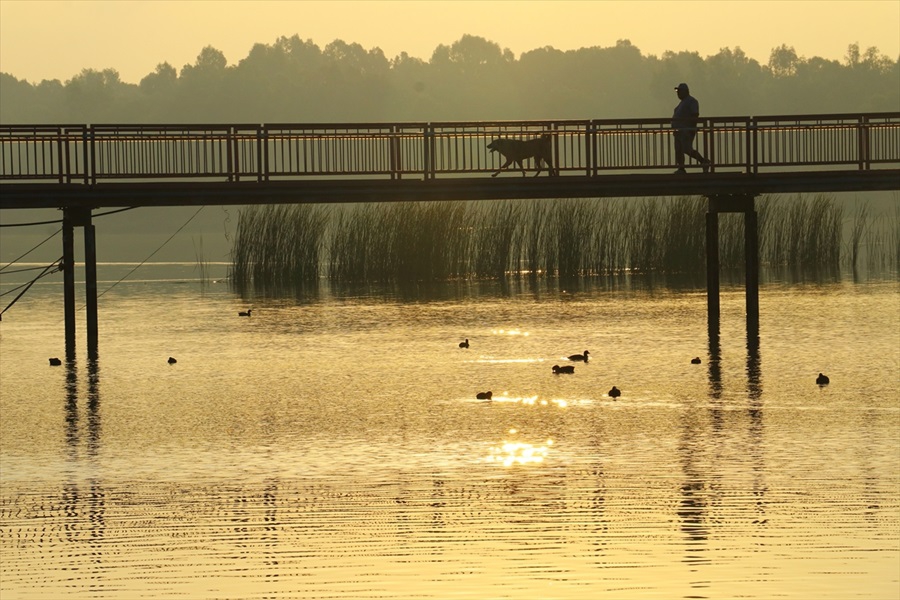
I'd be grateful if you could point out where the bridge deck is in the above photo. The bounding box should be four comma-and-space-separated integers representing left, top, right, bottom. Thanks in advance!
2, 170, 899, 209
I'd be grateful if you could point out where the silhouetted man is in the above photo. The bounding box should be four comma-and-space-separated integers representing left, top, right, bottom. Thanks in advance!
672, 83, 710, 174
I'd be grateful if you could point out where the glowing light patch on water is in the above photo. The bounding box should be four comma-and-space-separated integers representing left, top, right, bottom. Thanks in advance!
485, 429, 554, 466
489, 393, 568, 408
491, 328, 529, 336
486, 439, 553, 466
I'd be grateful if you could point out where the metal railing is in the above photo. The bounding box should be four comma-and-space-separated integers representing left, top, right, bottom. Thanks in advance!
1, 113, 898, 184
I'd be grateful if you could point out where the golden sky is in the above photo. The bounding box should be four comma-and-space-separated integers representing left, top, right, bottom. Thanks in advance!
1, 0, 898, 84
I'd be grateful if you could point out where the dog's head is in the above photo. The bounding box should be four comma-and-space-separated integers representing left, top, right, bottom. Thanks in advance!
487, 139, 502, 153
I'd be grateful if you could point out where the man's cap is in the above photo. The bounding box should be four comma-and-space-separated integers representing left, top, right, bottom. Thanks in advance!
675, 83, 689, 92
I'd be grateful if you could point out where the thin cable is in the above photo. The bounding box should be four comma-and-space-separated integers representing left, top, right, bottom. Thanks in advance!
0, 258, 63, 318
93, 205, 206, 302
95, 207, 138, 218
0, 265, 58, 275
0, 218, 63, 228
0, 228, 62, 273
0, 206, 138, 229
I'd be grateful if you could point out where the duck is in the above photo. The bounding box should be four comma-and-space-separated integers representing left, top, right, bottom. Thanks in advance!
691, 357, 702, 364
552, 364, 575, 374
816, 373, 830, 385
459, 339, 469, 348
608, 385, 621, 398
168, 357, 177, 364
48, 357, 62, 366
568, 350, 590, 362
476, 391, 493, 400
238, 308, 252, 317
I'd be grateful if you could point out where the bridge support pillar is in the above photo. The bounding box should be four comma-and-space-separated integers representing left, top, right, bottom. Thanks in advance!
706, 194, 759, 332
61, 207, 99, 360
62, 211, 76, 360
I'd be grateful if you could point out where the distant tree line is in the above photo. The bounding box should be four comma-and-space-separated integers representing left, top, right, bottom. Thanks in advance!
1, 35, 897, 124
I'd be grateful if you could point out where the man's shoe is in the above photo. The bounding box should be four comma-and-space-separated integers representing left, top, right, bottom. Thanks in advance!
701, 161, 710, 174
674, 168, 687, 174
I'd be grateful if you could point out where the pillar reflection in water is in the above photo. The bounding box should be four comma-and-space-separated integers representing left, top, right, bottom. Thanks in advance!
62, 356, 106, 588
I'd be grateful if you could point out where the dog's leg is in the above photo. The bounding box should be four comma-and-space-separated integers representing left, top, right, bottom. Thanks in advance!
517, 160, 526, 177
492, 156, 515, 177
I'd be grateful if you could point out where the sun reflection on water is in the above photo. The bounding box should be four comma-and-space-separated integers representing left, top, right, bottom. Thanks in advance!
486, 429, 554, 467
491, 328, 529, 336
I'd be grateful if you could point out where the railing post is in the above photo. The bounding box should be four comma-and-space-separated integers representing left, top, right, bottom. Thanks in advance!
749, 118, 757, 175
83, 126, 92, 185
56, 127, 66, 184
257, 125, 266, 183
226, 126, 234, 182
423, 124, 434, 180
586, 121, 594, 177
390, 125, 401, 180
858, 115, 869, 171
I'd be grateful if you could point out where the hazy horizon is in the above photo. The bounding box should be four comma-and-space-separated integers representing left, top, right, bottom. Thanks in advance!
1, 0, 898, 85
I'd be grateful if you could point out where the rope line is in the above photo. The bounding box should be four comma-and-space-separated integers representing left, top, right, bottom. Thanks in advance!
0, 228, 62, 273
0, 206, 204, 320
0, 258, 63, 319
0, 206, 138, 228
92, 206, 206, 303
0, 265, 60, 275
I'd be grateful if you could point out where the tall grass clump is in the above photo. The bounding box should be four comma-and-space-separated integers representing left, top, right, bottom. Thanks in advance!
627, 199, 665, 273
229, 193, 875, 290
760, 194, 842, 270
192, 235, 210, 285
230, 204, 329, 291
328, 201, 473, 282
661, 196, 707, 274
865, 201, 900, 272
847, 201, 870, 270
471, 200, 526, 278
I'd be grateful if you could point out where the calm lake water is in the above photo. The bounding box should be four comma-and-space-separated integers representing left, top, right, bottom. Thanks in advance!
1, 264, 898, 599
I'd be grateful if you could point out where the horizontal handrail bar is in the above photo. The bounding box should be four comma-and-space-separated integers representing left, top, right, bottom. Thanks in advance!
1, 113, 897, 183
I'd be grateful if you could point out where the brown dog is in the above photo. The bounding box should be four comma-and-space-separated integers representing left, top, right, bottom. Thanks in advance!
487, 134, 557, 177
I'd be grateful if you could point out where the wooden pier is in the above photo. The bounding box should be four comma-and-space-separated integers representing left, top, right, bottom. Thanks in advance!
2, 113, 899, 356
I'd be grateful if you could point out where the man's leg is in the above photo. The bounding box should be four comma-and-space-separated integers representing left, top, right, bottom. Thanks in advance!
673, 131, 687, 173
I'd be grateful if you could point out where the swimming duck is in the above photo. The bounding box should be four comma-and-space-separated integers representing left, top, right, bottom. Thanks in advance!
459, 339, 469, 348
608, 386, 621, 398
49, 357, 62, 366
691, 357, 702, 364
552, 364, 575, 374
568, 350, 590, 362
168, 357, 177, 364
816, 373, 829, 385
238, 308, 252, 317
476, 391, 493, 400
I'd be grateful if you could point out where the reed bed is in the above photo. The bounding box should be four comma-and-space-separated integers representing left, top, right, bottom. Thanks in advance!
230, 194, 889, 289
230, 204, 329, 292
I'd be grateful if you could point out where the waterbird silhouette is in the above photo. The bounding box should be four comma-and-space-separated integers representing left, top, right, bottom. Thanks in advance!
691, 357, 702, 364
168, 357, 177, 364
49, 357, 62, 366
476, 391, 493, 400
552, 364, 575, 374
816, 373, 830, 385
459, 339, 469, 348
238, 308, 252, 317
608, 386, 621, 398
568, 350, 590, 362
